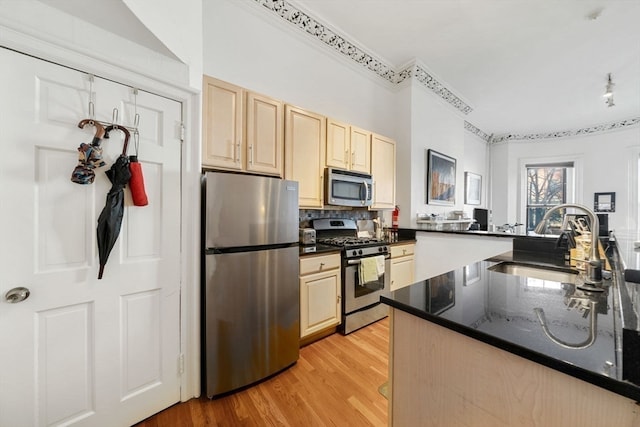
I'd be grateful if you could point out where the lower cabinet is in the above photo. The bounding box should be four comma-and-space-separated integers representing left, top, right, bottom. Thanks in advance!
299, 253, 341, 339
390, 243, 415, 291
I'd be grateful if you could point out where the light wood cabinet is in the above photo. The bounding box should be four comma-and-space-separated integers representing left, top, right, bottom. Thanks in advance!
245, 91, 283, 175
350, 126, 371, 173
371, 133, 396, 209
299, 253, 341, 338
285, 105, 326, 208
326, 119, 371, 173
202, 76, 243, 170
202, 76, 283, 176
390, 243, 415, 291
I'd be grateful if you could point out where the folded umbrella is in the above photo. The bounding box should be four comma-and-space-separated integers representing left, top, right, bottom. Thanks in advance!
97, 125, 131, 279
71, 119, 106, 184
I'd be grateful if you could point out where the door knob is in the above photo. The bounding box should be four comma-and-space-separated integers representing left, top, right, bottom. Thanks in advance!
5, 287, 30, 303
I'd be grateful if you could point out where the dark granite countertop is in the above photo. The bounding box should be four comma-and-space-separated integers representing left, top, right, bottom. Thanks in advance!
299, 238, 416, 257
382, 238, 640, 402
400, 227, 522, 238
299, 244, 342, 257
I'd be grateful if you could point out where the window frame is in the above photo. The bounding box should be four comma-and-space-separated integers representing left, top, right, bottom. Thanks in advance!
518, 155, 580, 233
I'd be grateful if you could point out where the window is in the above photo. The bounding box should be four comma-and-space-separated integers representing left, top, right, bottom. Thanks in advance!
525, 162, 574, 233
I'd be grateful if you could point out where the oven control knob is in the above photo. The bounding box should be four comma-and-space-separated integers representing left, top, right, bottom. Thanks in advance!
358, 249, 363, 255
383, 246, 388, 252
378, 247, 383, 252
352, 250, 358, 257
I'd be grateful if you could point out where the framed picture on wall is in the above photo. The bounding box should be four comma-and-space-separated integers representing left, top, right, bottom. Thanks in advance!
427, 149, 456, 205
464, 172, 482, 205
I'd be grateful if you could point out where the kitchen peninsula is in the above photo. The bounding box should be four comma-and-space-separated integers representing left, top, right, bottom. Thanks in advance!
382, 233, 640, 426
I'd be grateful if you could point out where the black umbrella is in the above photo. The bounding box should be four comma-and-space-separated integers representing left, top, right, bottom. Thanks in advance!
97, 125, 131, 279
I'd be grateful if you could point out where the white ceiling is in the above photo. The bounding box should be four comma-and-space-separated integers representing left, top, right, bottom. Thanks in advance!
289, 0, 640, 137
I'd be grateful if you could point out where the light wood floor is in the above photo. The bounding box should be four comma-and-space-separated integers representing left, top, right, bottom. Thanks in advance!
135, 317, 390, 427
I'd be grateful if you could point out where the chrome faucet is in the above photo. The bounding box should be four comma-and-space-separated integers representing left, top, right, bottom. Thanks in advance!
533, 203, 602, 285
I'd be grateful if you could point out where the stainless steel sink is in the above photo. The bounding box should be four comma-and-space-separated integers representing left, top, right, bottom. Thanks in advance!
488, 261, 579, 283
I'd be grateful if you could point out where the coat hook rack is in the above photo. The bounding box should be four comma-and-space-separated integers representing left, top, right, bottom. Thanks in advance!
79, 73, 140, 135
88, 74, 95, 120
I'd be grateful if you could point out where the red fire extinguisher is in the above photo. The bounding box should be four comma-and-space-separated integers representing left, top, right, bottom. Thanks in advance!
392, 205, 399, 229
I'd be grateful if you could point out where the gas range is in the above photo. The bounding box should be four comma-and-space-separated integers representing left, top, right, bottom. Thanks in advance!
312, 219, 389, 259
312, 218, 391, 334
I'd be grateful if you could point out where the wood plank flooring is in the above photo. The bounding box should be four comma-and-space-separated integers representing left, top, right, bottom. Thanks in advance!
135, 317, 389, 427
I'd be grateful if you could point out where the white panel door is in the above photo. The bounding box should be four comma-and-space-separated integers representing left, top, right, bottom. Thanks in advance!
0, 48, 182, 427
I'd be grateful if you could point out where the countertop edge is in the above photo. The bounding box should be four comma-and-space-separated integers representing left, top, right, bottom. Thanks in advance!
401, 228, 521, 238
382, 293, 640, 403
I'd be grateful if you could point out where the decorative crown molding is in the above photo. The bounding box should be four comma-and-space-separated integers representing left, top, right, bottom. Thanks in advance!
253, 0, 472, 116
464, 121, 491, 142
490, 117, 640, 144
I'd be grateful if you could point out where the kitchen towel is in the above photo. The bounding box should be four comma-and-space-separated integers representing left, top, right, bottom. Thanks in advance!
375, 255, 385, 276
359, 255, 385, 285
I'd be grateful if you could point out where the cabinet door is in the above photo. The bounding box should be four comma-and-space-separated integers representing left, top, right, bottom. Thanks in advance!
202, 76, 243, 170
371, 133, 396, 209
285, 105, 326, 208
326, 119, 349, 170
390, 256, 415, 292
246, 92, 283, 176
350, 126, 371, 173
300, 269, 341, 338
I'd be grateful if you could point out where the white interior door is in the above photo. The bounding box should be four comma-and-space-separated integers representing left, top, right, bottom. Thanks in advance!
0, 48, 182, 427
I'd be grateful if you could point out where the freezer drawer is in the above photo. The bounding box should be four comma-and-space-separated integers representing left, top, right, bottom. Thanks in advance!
203, 245, 299, 397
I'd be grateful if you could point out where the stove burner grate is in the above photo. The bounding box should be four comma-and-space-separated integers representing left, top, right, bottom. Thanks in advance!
316, 236, 385, 247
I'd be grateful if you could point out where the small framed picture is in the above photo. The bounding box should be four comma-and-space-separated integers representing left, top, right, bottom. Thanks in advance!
594, 192, 615, 212
464, 172, 481, 205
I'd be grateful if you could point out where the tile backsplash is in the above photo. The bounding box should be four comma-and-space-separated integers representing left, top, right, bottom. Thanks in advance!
299, 209, 379, 228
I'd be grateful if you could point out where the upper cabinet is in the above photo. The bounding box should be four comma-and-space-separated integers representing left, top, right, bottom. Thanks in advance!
202, 76, 283, 177
202, 75, 395, 210
245, 92, 283, 176
326, 119, 371, 174
285, 105, 326, 208
202, 76, 243, 170
371, 133, 396, 210
350, 126, 372, 173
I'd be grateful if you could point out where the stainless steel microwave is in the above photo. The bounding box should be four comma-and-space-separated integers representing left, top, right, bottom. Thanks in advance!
325, 168, 373, 207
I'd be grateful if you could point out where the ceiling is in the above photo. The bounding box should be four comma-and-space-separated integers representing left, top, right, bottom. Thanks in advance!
288, 0, 640, 137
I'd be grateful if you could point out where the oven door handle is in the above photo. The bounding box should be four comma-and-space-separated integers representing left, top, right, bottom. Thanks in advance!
347, 255, 390, 265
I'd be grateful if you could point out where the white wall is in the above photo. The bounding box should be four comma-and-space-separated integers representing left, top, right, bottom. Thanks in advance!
490, 126, 640, 234
124, 0, 203, 89
408, 82, 477, 226
202, 0, 398, 139
463, 129, 489, 210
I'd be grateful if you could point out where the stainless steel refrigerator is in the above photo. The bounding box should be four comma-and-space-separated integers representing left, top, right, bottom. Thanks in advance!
202, 171, 300, 398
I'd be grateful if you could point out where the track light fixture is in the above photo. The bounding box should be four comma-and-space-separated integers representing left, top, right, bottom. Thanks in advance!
604, 73, 615, 107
